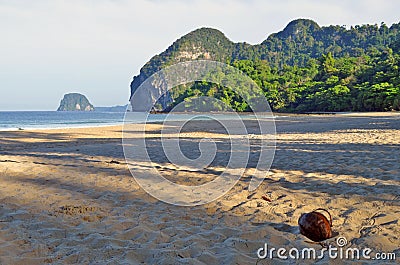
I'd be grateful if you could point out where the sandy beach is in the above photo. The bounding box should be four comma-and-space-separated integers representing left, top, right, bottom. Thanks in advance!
0, 113, 399, 264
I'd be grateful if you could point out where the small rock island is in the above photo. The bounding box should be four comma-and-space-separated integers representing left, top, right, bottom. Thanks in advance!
57, 93, 95, 111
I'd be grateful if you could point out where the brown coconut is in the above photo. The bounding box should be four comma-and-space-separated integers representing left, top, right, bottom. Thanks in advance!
298, 208, 332, 242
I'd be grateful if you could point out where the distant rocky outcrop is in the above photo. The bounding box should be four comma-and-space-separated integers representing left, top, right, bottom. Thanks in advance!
94, 104, 128, 112
57, 93, 94, 111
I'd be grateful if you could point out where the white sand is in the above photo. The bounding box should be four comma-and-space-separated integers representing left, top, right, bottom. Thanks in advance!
0, 114, 399, 264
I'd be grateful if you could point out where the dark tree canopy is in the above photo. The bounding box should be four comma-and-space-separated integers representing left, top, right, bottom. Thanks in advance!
131, 19, 400, 112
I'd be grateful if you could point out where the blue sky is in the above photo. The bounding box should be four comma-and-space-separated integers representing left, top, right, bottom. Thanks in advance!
0, 0, 399, 110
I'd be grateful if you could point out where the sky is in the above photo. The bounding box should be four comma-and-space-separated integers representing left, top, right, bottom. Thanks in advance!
0, 0, 399, 110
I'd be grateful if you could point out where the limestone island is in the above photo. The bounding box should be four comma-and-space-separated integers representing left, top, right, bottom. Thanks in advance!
57, 93, 95, 111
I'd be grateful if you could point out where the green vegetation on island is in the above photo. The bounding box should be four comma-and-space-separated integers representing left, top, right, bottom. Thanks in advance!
57, 93, 95, 111
130, 19, 400, 112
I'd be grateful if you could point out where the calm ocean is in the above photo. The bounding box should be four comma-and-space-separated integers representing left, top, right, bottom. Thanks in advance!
0, 111, 275, 131
0, 111, 126, 130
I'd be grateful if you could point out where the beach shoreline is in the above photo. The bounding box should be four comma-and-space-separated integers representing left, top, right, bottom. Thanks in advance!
2, 111, 399, 132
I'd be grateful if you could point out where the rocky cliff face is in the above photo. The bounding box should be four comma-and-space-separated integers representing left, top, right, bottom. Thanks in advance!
129, 27, 234, 111
57, 93, 94, 111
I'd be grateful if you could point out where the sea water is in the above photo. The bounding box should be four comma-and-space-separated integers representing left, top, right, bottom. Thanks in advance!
0, 111, 275, 130
0, 111, 126, 130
